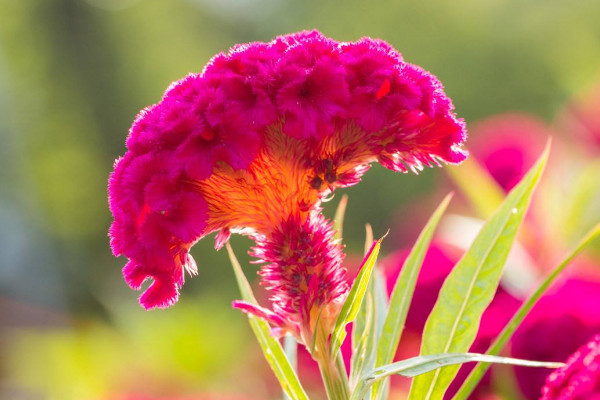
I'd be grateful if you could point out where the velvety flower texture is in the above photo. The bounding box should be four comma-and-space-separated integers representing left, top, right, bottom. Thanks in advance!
108, 31, 466, 341
539, 334, 600, 400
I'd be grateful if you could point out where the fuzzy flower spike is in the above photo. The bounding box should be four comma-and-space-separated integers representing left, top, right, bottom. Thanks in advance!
108, 31, 467, 345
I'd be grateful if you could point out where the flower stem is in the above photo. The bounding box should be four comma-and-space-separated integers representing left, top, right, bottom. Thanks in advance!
315, 325, 351, 400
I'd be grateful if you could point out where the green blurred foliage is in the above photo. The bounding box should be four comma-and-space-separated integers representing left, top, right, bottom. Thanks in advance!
1, 0, 599, 398
5, 294, 261, 400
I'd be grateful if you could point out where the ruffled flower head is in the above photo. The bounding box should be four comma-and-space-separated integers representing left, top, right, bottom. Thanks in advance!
539, 333, 600, 400
108, 30, 467, 343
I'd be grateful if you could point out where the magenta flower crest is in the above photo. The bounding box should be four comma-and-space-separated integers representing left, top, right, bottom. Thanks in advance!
108, 30, 467, 343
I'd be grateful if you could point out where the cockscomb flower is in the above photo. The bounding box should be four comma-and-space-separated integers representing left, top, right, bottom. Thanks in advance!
539, 333, 600, 400
108, 30, 466, 344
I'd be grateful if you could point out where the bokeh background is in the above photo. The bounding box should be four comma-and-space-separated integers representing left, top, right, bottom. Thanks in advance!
1, 1, 600, 399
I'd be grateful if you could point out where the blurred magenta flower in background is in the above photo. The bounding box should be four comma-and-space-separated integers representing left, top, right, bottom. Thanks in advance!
511, 276, 600, 400
468, 113, 549, 192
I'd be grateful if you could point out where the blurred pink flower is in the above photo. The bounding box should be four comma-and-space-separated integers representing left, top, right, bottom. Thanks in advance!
511, 277, 600, 400
468, 113, 549, 192
108, 30, 466, 345
539, 333, 600, 400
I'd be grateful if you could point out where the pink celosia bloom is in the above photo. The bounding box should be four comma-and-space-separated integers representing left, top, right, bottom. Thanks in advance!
108, 30, 466, 343
539, 334, 600, 400
511, 277, 600, 400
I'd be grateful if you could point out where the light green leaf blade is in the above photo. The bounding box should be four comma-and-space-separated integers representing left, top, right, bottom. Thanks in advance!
350, 268, 389, 393
334, 194, 349, 241
371, 193, 452, 400
283, 334, 298, 400
452, 221, 600, 400
350, 290, 375, 389
561, 159, 600, 240
408, 142, 550, 400
352, 353, 561, 400
372, 267, 389, 346
353, 224, 376, 352
350, 225, 379, 394
284, 334, 298, 371
227, 244, 309, 400
330, 236, 382, 358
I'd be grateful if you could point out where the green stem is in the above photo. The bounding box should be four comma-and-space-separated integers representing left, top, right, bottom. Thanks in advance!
315, 325, 351, 400
284, 334, 298, 400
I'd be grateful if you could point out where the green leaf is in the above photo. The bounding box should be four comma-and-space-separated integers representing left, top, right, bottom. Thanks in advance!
227, 244, 309, 400
284, 334, 298, 371
350, 290, 375, 389
283, 334, 298, 400
334, 194, 349, 241
371, 193, 452, 400
446, 157, 505, 219
330, 235, 383, 358
372, 268, 389, 347
351, 225, 376, 389
353, 223, 376, 354
352, 353, 562, 400
408, 142, 550, 400
561, 159, 600, 240
350, 268, 389, 393
350, 225, 379, 393
452, 221, 600, 400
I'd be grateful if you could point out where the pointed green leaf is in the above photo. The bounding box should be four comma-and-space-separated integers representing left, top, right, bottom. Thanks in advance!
452, 221, 600, 400
227, 244, 309, 400
351, 224, 377, 395
352, 353, 562, 400
350, 291, 375, 389
350, 268, 389, 392
334, 194, 349, 241
372, 267, 389, 343
353, 224, 376, 354
330, 236, 382, 358
561, 159, 600, 240
371, 193, 452, 400
408, 142, 550, 400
